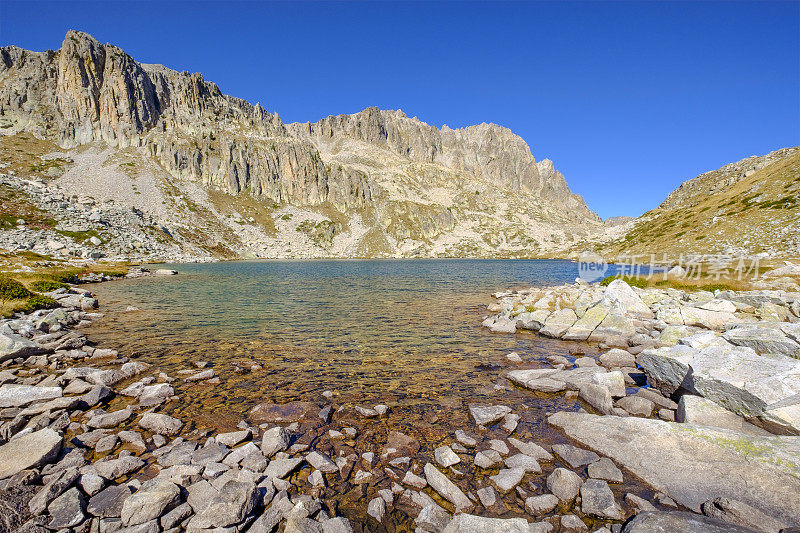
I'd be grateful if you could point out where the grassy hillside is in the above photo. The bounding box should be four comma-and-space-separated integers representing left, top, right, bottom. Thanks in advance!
588, 147, 800, 259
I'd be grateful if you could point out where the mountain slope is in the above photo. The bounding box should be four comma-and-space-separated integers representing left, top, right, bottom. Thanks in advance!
583, 147, 800, 259
0, 30, 602, 260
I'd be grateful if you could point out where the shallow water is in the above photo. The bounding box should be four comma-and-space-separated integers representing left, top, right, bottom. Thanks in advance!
82, 259, 661, 528
85, 259, 586, 427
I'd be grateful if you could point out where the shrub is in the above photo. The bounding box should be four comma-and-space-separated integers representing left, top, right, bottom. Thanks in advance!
23, 295, 58, 312
29, 280, 68, 293
0, 276, 32, 300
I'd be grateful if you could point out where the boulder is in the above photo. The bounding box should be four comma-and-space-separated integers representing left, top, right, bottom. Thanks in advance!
0, 384, 62, 408
616, 395, 654, 417
423, 463, 473, 513
548, 411, 800, 527
138, 413, 183, 435
680, 306, 740, 330
468, 404, 512, 426
579, 383, 613, 414
546, 467, 582, 502
47, 487, 85, 529
563, 304, 609, 341
442, 514, 529, 532
638, 342, 800, 434
539, 308, 578, 338
0, 331, 44, 362
722, 325, 800, 358
676, 395, 769, 436
0, 428, 62, 479
249, 401, 318, 424
525, 494, 559, 515
120, 479, 180, 526
601, 280, 654, 319
599, 348, 636, 368
701, 497, 787, 533
622, 511, 759, 533
260, 426, 290, 457
588, 313, 636, 345
580, 478, 623, 520
591, 371, 626, 398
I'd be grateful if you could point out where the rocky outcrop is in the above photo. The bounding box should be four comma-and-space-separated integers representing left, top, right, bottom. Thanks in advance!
1, 30, 603, 259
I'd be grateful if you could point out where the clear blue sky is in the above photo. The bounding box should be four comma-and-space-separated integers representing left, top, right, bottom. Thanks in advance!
1, 1, 798, 219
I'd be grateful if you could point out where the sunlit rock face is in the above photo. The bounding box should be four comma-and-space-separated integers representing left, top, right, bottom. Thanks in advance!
0, 30, 603, 259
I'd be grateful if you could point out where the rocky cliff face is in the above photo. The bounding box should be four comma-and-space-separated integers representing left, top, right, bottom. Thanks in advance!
0, 30, 602, 259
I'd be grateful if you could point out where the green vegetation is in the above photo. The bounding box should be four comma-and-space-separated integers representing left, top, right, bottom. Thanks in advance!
21, 294, 58, 312
599, 275, 648, 288
29, 279, 69, 292
55, 228, 102, 244
0, 276, 33, 301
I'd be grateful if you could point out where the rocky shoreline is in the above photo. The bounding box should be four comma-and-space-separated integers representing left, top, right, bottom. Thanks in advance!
1, 266, 799, 533
483, 267, 800, 531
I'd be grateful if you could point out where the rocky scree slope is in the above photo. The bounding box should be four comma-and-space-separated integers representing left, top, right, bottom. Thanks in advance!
581, 147, 800, 259
0, 30, 602, 260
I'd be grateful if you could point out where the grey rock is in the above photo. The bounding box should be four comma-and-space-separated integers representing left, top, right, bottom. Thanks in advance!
215, 430, 250, 447
138, 413, 183, 435
0, 384, 62, 408
552, 444, 599, 468
701, 497, 788, 532
88, 408, 133, 429
476, 485, 508, 514
616, 395, 654, 417
306, 450, 338, 473
546, 467, 582, 502
548, 411, 800, 526
525, 494, 559, 515
260, 426, 289, 457
190, 479, 258, 528
677, 395, 770, 436
0, 427, 62, 479
578, 383, 613, 415
94, 456, 145, 480
29, 465, 80, 515
587, 457, 623, 483
47, 487, 85, 529
434, 445, 460, 467
469, 405, 512, 426
263, 456, 304, 479
120, 479, 180, 526
638, 342, 800, 434
489, 467, 525, 493
441, 513, 529, 532
622, 511, 759, 533
423, 463, 473, 513
415, 503, 451, 532
579, 478, 623, 520
87, 484, 134, 518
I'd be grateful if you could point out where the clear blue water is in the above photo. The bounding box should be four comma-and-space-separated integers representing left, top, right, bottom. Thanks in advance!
85, 259, 595, 429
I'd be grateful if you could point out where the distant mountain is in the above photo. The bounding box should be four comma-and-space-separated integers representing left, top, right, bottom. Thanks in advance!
0, 30, 602, 260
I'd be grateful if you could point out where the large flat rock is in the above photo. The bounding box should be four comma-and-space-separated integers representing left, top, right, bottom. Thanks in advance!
638, 341, 800, 434
0, 332, 44, 362
548, 411, 800, 528
0, 428, 63, 479
0, 384, 63, 408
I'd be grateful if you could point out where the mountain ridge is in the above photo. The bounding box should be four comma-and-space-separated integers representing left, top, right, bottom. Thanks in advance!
0, 30, 603, 260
